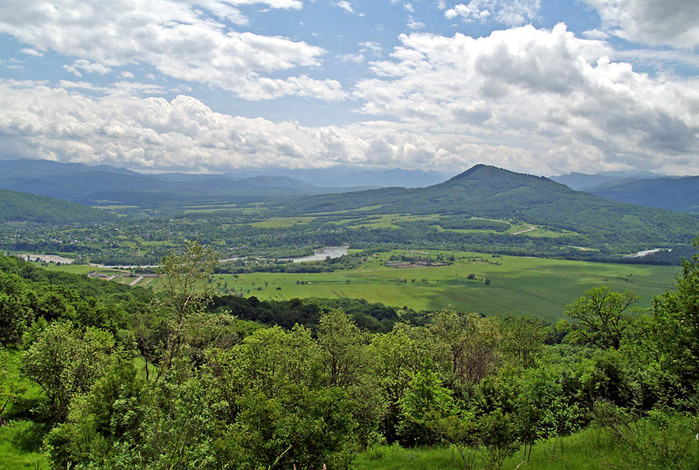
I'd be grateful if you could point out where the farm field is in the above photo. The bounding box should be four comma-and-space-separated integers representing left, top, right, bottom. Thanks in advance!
214, 251, 679, 322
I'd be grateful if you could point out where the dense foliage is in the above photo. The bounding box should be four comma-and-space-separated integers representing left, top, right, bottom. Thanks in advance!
1, 240, 699, 469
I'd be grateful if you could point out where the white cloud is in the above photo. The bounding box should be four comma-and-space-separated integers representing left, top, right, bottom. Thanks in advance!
1, 61, 697, 176
358, 41, 382, 57
20, 48, 43, 57
63, 59, 112, 77
407, 18, 425, 30
0, 79, 558, 174
583, 0, 699, 48
353, 24, 699, 173
336, 1, 354, 13
445, 0, 540, 26
0, 0, 344, 101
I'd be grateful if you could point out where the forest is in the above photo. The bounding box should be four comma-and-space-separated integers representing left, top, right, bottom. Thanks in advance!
1, 239, 699, 469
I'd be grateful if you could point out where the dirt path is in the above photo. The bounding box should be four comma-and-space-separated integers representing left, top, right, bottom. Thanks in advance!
512, 225, 536, 235
129, 276, 144, 287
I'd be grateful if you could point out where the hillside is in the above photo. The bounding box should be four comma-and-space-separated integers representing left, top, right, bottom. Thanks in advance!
283, 164, 699, 246
0, 189, 114, 224
585, 176, 699, 213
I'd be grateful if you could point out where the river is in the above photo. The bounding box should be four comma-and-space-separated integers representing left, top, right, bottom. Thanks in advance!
292, 246, 349, 263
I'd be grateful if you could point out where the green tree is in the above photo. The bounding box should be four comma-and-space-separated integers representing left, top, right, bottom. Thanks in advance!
370, 323, 429, 442
0, 271, 32, 345
161, 240, 218, 321
430, 309, 501, 386
565, 286, 637, 349
500, 316, 545, 368
398, 361, 455, 446
317, 309, 368, 388
156, 241, 218, 380
651, 239, 699, 390
20, 321, 116, 421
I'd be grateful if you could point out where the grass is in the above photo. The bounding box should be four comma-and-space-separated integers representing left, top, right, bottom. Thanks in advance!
215, 251, 678, 322
0, 421, 50, 470
344, 214, 441, 229
0, 349, 49, 470
353, 419, 699, 470
33, 262, 126, 276
249, 216, 317, 228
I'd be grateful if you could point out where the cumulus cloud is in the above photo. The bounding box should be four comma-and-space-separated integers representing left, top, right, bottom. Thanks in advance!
353, 24, 699, 173
0, 79, 558, 174
583, 0, 699, 48
0, 0, 346, 101
445, 0, 540, 26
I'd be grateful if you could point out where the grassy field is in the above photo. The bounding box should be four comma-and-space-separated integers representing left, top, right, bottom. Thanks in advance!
0, 350, 49, 470
353, 419, 699, 470
215, 251, 679, 322
31, 249, 680, 322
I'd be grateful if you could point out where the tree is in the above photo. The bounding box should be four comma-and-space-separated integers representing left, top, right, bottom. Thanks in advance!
429, 309, 501, 386
370, 323, 429, 442
161, 240, 218, 321
317, 309, 368, 388
565, 286, 637, 349
156, 241, 219, 379
0, 272, 32, 345
500, 316, 545, 368
651, 238, 699, 389
398, 361, 455, 446
20, 322, 116, 421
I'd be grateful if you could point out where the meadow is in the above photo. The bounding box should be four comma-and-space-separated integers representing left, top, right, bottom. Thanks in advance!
215, 250, 679, 322
0, 350, 49, 470
352, 416, 699, 470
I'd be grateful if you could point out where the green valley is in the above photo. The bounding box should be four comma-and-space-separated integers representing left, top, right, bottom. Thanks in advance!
214, 250, 678, 322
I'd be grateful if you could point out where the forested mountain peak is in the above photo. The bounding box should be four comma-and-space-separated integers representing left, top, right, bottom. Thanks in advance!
441, 164, 561, 191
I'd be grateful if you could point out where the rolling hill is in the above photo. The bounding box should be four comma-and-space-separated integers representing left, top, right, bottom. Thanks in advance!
283, 164, 699, 247
0, 189, 114, 224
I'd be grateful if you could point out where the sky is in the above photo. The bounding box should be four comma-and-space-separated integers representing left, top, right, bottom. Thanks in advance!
0, 0, 697, 177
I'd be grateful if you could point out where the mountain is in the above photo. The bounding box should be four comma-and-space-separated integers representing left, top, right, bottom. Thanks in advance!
284, 164, 699, 246
224, 166, 450, 188
583, 176, 699, 213
551, 171, 658, 190
0, 189, 114, 224
0, 159, 335, 207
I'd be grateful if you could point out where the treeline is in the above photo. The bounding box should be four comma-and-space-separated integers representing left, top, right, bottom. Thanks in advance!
1, 241, 699, 469
215, 252, 366, 275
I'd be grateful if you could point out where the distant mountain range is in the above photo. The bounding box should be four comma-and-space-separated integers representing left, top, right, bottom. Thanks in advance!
283, 164, 699, 246
0, 159, 334, 206
0, 159, 447, 207
583, 176, 699, 213
552, 171, 699, 213
550, 171, 657, 190
229, 166, 450, 188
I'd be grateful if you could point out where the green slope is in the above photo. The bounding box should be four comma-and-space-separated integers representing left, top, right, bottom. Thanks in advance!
0, 189, 114, 224
284, 164, 699, 246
